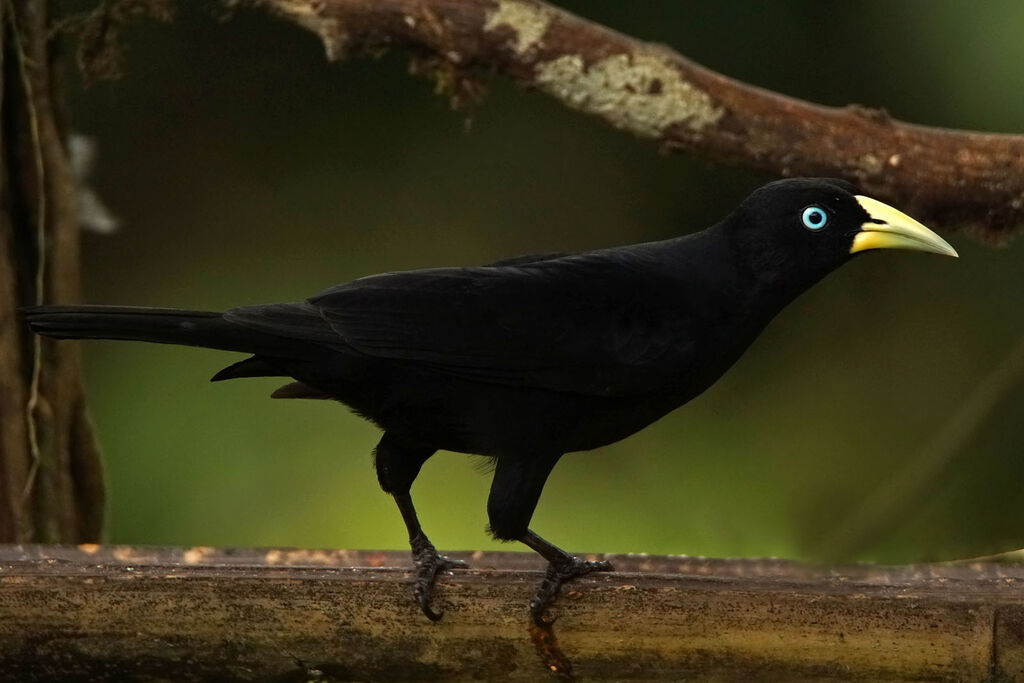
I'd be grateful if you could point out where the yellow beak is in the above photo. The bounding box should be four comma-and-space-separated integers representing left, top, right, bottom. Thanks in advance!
850, 195, 958, 257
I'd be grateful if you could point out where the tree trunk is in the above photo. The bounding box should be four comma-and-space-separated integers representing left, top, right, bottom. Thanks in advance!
0, 0, 104, 542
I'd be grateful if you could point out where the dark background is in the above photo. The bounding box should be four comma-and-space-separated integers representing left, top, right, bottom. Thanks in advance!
65, 1, 1024, 562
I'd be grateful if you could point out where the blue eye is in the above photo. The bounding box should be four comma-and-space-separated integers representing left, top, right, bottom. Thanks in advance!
801, 206, 829, 230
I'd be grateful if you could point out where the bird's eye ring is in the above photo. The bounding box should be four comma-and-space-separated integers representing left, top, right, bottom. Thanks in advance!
801, 206, 829, 230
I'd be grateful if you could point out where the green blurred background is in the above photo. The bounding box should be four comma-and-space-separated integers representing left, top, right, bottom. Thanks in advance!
66, 1, 1023, 563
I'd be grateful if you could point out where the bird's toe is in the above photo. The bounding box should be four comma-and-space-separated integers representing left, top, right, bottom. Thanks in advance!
441, 556, 470, 571
530, 556, 614, 625
415, 582, 445, 622
410, 540, 469, 622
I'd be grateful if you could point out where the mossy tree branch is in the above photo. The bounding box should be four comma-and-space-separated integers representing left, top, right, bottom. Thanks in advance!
232, 0, 1024, 243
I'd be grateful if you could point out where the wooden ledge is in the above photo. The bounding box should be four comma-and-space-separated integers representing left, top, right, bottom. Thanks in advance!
2, 545, 1024, 680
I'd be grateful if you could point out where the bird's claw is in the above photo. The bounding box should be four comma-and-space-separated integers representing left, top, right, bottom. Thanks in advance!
410, 534, 468, 621
530, 557, 613, 626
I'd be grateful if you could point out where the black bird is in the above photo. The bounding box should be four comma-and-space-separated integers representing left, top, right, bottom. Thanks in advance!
24, 178, 957, 623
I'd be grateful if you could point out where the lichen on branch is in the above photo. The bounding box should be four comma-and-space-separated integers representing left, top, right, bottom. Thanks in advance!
534, 51, 723, 138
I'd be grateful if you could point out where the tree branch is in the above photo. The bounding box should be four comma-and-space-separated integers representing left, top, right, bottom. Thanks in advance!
3, 544, 1024, 680
240, 0, 1024, 243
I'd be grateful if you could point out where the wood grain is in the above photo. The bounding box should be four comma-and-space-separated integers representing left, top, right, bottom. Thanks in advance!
3, 545, 1024, 680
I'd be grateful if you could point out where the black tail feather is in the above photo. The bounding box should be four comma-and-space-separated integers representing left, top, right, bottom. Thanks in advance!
22, 305, 325, 359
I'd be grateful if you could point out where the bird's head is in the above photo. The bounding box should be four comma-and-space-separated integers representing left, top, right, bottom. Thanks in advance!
729, 178, 957, 290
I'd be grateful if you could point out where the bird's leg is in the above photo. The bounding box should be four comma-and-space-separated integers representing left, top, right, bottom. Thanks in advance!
375, 433, 466, 621
486, 453, 612, 624
393, 491, 468, 621
520, 529, 613, 625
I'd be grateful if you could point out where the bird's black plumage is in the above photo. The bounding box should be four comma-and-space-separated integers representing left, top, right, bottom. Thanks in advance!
23, 178, 957, 623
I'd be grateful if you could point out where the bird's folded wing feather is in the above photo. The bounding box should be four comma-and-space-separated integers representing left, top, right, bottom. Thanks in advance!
286, 253, 700, 397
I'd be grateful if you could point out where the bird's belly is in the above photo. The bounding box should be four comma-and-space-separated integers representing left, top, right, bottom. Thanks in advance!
287, 354, 723, 456
556, 395, 685, 453
381, 375, 685, 456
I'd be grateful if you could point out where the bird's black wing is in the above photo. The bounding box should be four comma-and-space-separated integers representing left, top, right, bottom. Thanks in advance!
293, 251, 702, 397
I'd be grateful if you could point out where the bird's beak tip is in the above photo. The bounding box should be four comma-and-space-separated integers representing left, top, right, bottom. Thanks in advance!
851, 195, 958, 258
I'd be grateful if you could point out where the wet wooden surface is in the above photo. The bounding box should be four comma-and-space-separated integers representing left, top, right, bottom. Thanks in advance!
3, 544, 1024, 681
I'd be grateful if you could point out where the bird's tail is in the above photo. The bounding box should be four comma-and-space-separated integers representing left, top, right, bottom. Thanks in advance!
22, 305, 318, 358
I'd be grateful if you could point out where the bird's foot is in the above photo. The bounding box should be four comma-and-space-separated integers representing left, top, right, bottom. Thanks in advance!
410, 532, 469, 621
530, 556, 613, 626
